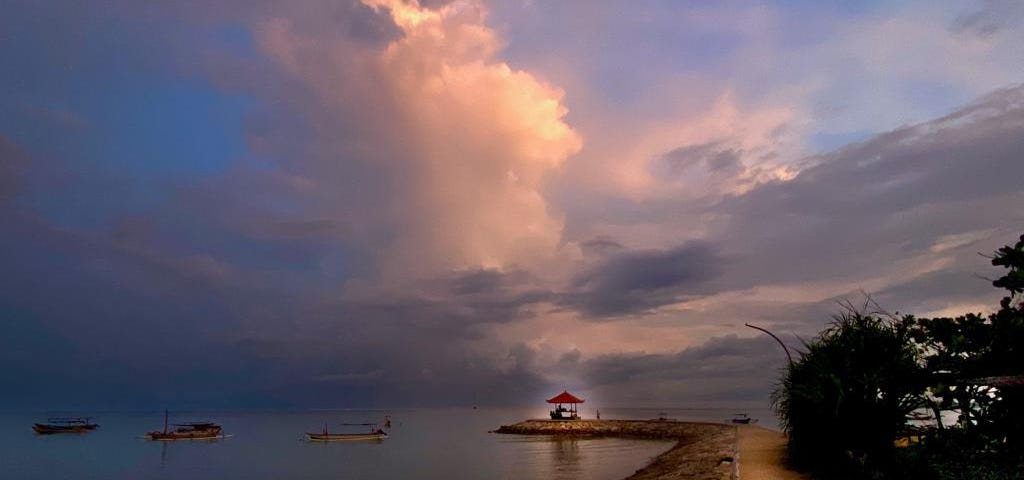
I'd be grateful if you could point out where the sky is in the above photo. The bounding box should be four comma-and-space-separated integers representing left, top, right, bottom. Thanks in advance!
2, 0, 1023, 411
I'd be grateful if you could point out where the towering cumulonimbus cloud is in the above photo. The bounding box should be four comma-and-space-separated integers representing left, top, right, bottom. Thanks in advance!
260, 0, 582, 277
3, 0, 1024, 410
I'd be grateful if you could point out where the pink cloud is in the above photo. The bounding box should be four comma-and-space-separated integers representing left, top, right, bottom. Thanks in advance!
259, 0, 581, 277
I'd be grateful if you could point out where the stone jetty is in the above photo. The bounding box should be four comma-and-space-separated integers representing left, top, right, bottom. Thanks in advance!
493, 419, 738, 480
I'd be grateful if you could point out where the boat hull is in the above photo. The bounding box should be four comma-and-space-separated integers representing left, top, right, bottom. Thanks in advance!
145, 429, 224, 441
305, 432, 387, 442
144, 433, 226, 441
33, 423, 98, 434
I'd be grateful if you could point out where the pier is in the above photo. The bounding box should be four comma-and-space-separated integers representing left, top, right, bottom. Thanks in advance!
494, 419, 738, 480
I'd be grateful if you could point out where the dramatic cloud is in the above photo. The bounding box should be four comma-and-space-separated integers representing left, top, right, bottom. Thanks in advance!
578, 335, 791, 407
1, 0, 1023, 410
561, 241, 725, 318
715, 85, 1024, 290
259, 0, 581, 276
952, 0, 1024, 38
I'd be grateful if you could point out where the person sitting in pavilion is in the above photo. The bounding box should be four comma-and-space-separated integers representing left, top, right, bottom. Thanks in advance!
547, 390, 585, 420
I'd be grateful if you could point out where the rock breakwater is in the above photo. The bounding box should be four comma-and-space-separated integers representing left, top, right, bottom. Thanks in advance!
493, 420, 737, 480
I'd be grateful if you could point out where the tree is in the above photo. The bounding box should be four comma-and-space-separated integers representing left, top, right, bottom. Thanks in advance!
773, 309, 925, 478
907, 234, 1024, 476
774, 234, 1024, 479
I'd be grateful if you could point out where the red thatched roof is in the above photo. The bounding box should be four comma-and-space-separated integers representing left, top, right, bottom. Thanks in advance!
546, 391, 585, 404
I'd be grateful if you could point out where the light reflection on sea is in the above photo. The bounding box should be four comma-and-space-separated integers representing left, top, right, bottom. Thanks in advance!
0, 408, 677, 480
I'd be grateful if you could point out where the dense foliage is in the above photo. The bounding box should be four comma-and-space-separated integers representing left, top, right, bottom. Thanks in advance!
773, 311, 925, 477
774, 234, 1024, 479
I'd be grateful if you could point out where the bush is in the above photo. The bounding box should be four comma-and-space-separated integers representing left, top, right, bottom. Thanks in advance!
773, 234, 1024, 479
890, 429, 1024, 480
773, 311, 924, 478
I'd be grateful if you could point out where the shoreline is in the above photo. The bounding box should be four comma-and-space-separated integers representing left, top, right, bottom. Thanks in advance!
493, 419, 806, 480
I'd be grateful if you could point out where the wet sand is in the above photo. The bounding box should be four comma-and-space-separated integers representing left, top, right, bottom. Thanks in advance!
494, 419, 808, 480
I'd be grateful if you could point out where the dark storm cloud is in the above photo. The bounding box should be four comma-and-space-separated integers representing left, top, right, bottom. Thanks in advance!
579, 335, 792, 405
713, 85, 1024, 289
0, 0, 411, 409
104, 0, 402, 43
873, 267, 998, 315
188, 267, 559, 407
0, 193, 554, 408
578, 236, 625, 257
535, 82, 1024, 408
435, 269, 554, 321
20, 105, 88, 131
228, 335, 550, 408
0, 136, 29, 201
561, 241, 725, 317
447, 268, 520, 295
952, 0, 1024, 38
0, 214, 283, 408
227, 295, 553, 407
337, 271, 553, 335
659, 140, 744, 177
3, 0, 1024, 412
535, 85, 1024, 401
242, 218, 350, 241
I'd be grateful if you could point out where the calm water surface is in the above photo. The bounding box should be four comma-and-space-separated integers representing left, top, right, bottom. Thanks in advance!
1, 408, 683, 480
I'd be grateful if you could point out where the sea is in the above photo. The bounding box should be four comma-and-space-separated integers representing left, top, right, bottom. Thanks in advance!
0, 407, 776, 480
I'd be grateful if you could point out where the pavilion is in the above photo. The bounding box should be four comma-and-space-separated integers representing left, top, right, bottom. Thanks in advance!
547, 390, 584, 420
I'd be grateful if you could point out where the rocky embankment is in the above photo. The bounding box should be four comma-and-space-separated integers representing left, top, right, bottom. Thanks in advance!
493, 420, 737, 480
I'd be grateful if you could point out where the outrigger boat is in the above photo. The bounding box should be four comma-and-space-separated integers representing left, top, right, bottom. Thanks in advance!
306, 423, 388, 442
33, 417, 98, 434
652, 412, 678, 422
144, 410, 227, 441
729, 413, 758, 424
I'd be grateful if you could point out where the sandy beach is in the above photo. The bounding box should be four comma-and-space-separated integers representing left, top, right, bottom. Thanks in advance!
737, 425, 808, 480
494, 419, 808, 480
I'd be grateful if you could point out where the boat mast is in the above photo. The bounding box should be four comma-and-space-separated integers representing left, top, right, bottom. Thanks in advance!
163, 409, 168, 434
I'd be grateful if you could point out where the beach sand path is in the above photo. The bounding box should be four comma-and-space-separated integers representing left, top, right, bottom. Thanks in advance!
737, 425, 808, 480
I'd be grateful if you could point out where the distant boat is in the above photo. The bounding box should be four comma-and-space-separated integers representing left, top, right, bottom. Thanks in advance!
730, 413, 758, 424
33, 417, 98, 434
652, 412, 678, 422
306, 423, 388, 442
144, 410, 226, 440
